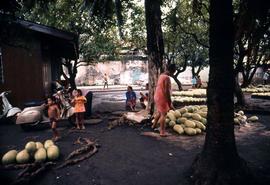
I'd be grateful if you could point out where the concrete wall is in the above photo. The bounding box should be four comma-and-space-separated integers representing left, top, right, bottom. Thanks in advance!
76, 60, 148, 86
76, 61, 211, 86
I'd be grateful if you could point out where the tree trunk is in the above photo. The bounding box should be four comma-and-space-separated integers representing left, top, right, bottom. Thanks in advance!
172, 75, 182, 91
192, 0, 251, 184
115, 0, 124, 40
172, 69, 184, 91
145, 0, 164, 114
61, 59, 77, 90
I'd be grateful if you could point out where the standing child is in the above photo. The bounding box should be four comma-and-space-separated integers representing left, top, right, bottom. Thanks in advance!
47, 96, 61, 141
72, 89, 87, 129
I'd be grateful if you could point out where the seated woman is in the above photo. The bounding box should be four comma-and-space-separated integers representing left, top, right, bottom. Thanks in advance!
126, 86, 136, 111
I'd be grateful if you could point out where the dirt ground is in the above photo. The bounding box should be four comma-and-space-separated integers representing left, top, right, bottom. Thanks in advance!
0, 94, 270, 185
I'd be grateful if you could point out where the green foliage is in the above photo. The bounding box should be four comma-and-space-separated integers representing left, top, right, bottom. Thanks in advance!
16, 0, 120, 63
163, 0, 209, 74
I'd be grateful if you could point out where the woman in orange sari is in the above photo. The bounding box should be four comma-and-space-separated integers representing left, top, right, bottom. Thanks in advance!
152, 64, 176, 137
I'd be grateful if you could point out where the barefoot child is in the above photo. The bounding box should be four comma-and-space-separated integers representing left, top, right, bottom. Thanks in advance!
72, 89, 87, 129
47, 96, 61, 141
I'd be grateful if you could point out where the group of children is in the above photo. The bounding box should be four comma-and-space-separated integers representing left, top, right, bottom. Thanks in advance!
47, 89, 87, 141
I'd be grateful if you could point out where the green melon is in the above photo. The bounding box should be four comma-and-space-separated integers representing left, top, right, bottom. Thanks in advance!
173, 125, 184, 134
197, 111, 207, 118
174, 110, 182, 118
182, 113, 192, 118
234, 118, 240, 125
238, 110, 244, 116
25, 141, 37, 153
187, 106, 194, 113
36, 142, 44, 149
184, 128, 197, 136
200, 118, 207, 125
178, 108, 188, 114
34, 148, 47, 162
192, 113, 202, 121
194, 120, 206, 130
168, 120, 176, 127
16, 150, 30, 164
167, 112, 176, 122
44, 140, 54, 149
195, 128, 202, 134
47, 145, 60, 161
2, 150, 18, 165
184, 120, 196, 128
247, 116, 259, 122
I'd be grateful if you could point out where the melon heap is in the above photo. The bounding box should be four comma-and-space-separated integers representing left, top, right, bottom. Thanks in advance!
234, 110, 259, 124
163, 105, 207, 136
1, 139, 60, 165
162, 105, 260, 136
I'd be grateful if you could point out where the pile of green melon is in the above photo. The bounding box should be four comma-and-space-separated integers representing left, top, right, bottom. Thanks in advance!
165, 105, 208, 136
2, 140, 60, 165
234, 110, 259, 125
163, 105, 259, 136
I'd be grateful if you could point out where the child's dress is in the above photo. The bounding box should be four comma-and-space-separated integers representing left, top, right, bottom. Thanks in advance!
74, 96, 87, 113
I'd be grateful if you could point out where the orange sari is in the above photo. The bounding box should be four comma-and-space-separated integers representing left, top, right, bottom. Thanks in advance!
154, 74, 171, 113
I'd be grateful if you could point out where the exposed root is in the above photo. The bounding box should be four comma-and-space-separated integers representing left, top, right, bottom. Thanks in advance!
12, 162, 55, 185
3, 163, 37, 170
56, 137, 98, 169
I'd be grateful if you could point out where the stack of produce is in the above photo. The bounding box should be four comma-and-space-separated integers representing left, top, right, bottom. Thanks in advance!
242, 85, 270, 93
172, 96, 206, 104
233, 110, 259, 125
172, 89, 207, 105
172, 89, 206, 97
2, 140, 60, 165
252, 92, 270, 96
159, 105, 259, 136
164, 105, 208, 136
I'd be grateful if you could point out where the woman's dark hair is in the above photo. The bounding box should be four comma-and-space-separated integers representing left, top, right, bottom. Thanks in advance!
127, 86, 133, 91
76, 89, 83, 96
168, 64, 176, 73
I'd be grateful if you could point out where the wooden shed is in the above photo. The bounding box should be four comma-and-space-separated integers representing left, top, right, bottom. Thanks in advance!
0, 15, 78, 107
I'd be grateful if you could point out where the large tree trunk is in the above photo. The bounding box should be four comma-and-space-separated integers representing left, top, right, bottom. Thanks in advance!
61, 59, 77, 90
241, 67, 257, 88
145, 0, 164, 114
191, 0, 251, 185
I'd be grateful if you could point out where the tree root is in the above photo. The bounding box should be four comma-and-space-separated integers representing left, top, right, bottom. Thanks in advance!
12, 162, 55, 185
3, 163, 37, 170
56, 137, 98, 169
